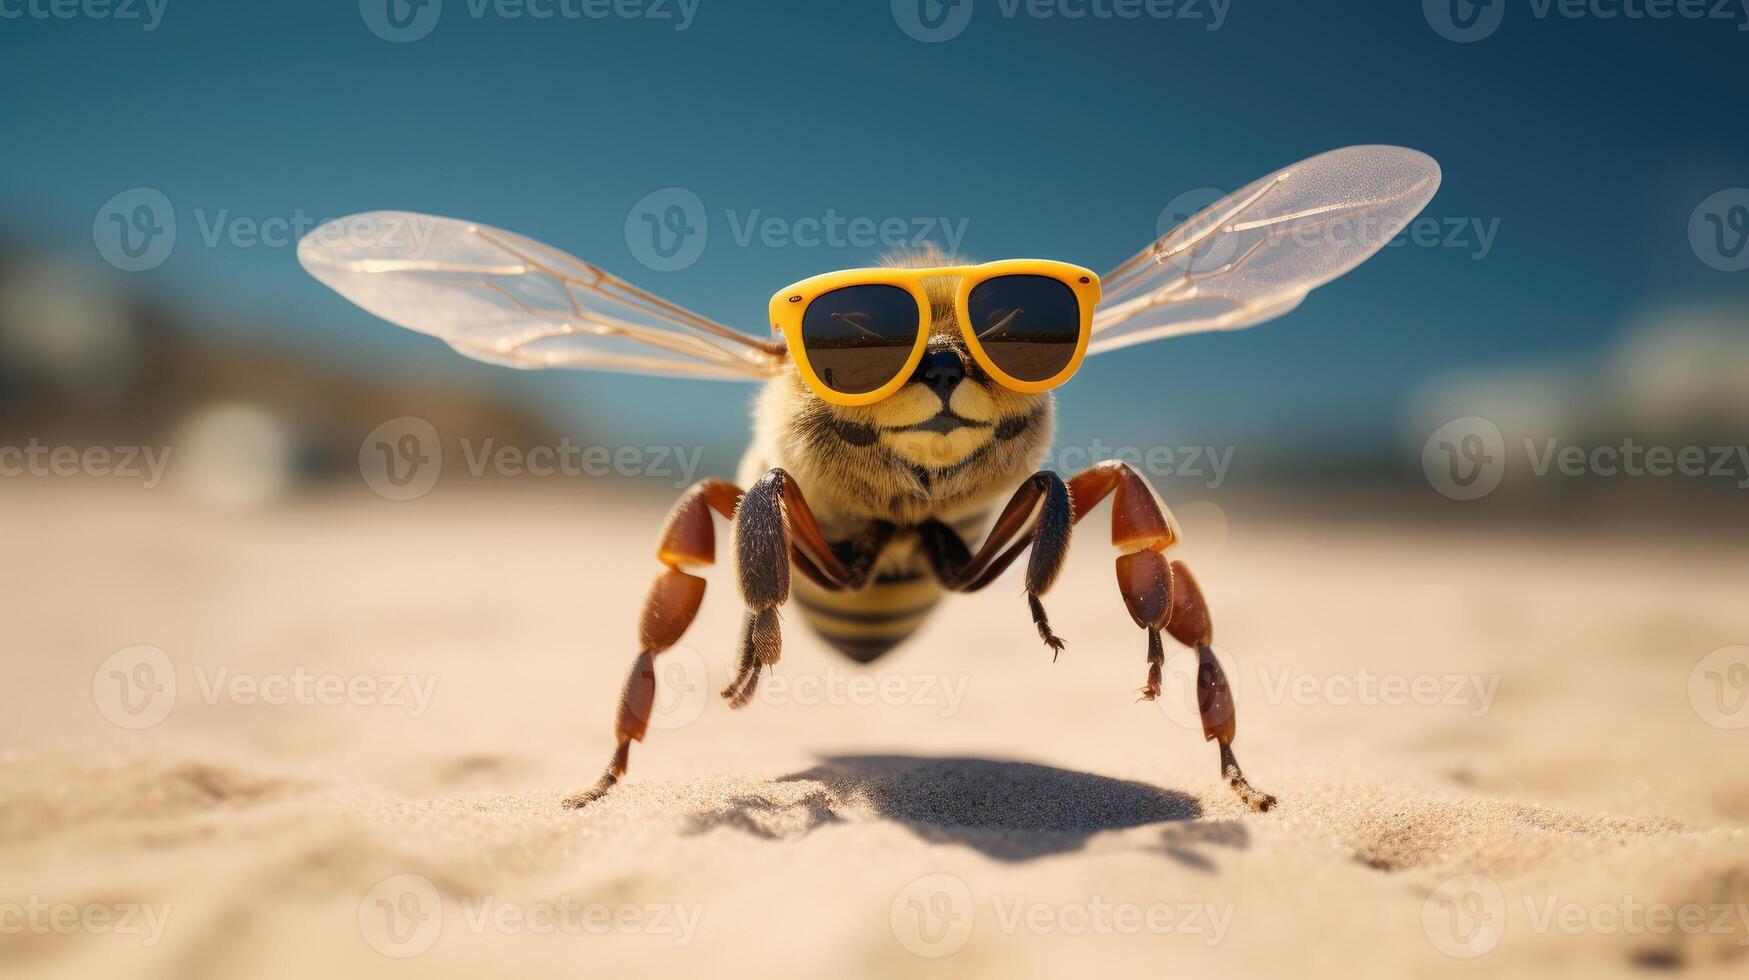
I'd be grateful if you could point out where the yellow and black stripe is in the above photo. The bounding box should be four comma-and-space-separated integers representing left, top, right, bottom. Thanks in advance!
791, 511, 989, 663
793, 567, 941, 663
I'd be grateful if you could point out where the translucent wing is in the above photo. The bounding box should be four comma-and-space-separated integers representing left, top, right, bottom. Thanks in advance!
297, 212, 784, 380
1089, 146, 1441, 355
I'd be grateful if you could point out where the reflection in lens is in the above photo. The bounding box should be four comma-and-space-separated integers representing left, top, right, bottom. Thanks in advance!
801, 284, 920, 395
967, 275, 1080, 383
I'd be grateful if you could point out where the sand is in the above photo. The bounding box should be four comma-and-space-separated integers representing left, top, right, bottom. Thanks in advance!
3, 482, 1746, 978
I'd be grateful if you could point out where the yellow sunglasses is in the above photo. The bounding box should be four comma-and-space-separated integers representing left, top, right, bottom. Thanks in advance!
769, 259, 1102, 407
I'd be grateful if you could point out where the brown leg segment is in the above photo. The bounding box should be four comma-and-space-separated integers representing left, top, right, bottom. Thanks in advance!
567, 470, 883, 809
563, 480, 740, 809
1166, 562, 1275, 812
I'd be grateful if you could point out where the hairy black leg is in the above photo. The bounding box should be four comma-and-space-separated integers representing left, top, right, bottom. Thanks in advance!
721, 470, 888, 708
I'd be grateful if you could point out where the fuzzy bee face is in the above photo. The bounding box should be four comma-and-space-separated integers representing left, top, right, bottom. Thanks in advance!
750, 251, 1055, 529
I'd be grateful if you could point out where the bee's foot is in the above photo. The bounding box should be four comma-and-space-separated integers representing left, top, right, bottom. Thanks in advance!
722, 665, 763, 709
1027, 592, 1066, 659
1225, 765, 1276, 813
563, 772, 618, 809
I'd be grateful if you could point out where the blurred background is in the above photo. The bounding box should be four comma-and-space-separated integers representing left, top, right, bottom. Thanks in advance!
2, 0, 1744, 522
5, 5, 1749, 980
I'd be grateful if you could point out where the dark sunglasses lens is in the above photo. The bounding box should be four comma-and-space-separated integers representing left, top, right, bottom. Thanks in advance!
800, 284, 920, 395
966, 275, 1081, 383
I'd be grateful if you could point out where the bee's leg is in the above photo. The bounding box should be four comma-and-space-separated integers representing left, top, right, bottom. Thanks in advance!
1065, 461, 1274, 812
563, 479, 742, 809
927, 461, 1275, 812
931, 472, 1075, 655
721, 468, 870, 708
1164, 561, 1275, 812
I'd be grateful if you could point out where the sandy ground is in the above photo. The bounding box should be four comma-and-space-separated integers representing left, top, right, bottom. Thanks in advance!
2, 481, 1747, 979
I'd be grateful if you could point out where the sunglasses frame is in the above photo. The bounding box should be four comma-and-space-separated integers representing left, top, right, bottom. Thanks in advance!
769, 259, 1102, 407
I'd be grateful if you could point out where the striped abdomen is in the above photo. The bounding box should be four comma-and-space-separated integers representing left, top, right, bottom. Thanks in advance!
791, 540, 943, 663
789, 511, 988, 664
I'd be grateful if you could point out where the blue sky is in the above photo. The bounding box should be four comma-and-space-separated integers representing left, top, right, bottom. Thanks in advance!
3, 0, 1745, 469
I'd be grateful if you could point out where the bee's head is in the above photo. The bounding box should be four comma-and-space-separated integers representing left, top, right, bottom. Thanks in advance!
778, 247, 1053, 481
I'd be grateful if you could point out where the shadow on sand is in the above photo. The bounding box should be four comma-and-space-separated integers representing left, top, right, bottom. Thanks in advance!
685, 754, 1246, 866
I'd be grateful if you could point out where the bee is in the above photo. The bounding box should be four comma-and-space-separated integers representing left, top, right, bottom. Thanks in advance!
300, 145, 1440, 813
